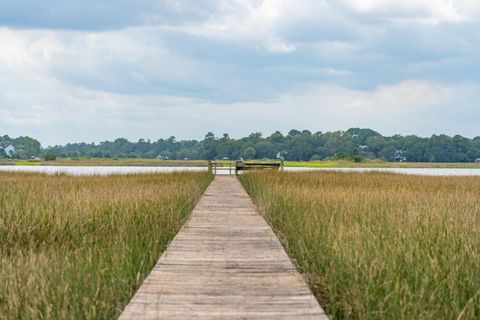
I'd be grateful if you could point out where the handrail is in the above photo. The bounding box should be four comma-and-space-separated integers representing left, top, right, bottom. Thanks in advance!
208, 160, 284, 175
208, 161, 235, 175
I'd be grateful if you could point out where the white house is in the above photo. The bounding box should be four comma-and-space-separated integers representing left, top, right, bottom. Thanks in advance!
2, 145, 16, 158
393, 149, 407, 162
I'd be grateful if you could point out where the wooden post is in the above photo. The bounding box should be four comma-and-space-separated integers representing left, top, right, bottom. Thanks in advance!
208, 161, 212, 174
236, 160, 245, 175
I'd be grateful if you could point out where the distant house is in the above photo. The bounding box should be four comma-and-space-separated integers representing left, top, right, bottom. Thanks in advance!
222, 157, 229, 160
475, 159, 480, 163
156, 155, 163, 160
3, 145, 16, 158
393, 149, 407, 162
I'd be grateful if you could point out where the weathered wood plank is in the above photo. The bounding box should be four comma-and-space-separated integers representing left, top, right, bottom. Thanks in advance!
119, 176, 328, 320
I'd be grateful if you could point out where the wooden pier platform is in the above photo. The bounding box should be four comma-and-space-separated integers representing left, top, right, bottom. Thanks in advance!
119, 176, 327, 319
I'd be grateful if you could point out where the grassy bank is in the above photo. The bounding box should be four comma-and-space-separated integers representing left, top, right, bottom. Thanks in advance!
2, 158, 480, 168
0, 172, 212, 319
240, 171, 480, 319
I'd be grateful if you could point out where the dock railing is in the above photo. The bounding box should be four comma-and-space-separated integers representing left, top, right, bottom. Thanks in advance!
208, 160, 284, 175
207, 161, 236, 175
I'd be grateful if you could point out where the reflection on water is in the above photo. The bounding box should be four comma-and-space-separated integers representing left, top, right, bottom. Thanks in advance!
1, 165, 480, 176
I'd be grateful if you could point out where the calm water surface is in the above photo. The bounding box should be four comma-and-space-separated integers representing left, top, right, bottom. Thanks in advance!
285, 167, 480, 176
0, 166, 206, 175
1, 165, 480, 176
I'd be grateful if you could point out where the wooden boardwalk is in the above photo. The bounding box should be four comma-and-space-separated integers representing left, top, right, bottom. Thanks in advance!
119, 176, 328, 319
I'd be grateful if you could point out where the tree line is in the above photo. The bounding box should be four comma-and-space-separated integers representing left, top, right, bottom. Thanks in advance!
2, 129, 480, 162
0, 135, 41, 159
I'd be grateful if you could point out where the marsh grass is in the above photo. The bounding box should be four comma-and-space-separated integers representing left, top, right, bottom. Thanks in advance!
0, 172, 212, 319
240, 171, 480, 319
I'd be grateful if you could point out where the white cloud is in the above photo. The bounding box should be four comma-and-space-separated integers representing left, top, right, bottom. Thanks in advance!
166, 0, 336, 52
0, 1, 479, 144
197, 80, 480, 139
339, 0, 480, 24
1, 73, 479, 145
0, 28, 62, 69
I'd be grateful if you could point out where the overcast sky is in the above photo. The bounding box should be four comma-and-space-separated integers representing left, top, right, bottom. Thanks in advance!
0, 0, 479, 146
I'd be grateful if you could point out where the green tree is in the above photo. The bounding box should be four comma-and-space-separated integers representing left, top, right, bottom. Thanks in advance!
44, 154, 57, 161
254, 141, 275, 159
241, 146, 257, 160
12, 136, 41, 159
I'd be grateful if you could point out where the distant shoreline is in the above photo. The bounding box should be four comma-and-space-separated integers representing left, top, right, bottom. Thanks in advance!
2, 158, 480, 169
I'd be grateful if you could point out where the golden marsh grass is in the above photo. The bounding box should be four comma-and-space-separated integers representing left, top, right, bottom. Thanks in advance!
0, 171, 212, 319
240, 171, 480, 319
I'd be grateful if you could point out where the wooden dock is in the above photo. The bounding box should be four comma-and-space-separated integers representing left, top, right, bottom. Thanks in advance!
208, 160, 283, 175
119, 176, 327, 319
